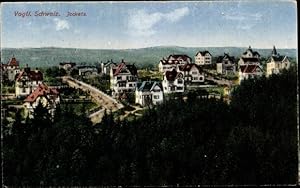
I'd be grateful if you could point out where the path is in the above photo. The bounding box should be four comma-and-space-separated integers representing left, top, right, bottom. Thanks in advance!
62, 76, 124, 124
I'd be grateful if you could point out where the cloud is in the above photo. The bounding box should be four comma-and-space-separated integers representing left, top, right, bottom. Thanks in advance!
222, 12, 262, 21
128, 7, 189, 37
53, 18, 70, 31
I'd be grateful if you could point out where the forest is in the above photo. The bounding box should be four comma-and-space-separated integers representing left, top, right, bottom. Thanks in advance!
2, 66, 298, 186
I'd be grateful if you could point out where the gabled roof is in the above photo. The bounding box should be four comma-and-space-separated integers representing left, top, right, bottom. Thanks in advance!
217, 53, 235, 63
240, 57, 260, 63
165, 69, 182, 81
178, 63, 202, 72
24, 83, 59, 103
240, 64, 262, 73
7, 56, 19, 66
137, 81, 162, 92
113, 61, 137, 76
242, 46, 260, 57
271, 55, 286, 62
16, 69, 43, 81
195, 50, 212, 56
168, 54, 192, 61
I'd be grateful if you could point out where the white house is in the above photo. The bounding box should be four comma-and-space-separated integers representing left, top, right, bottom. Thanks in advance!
77, 65, 98, 76
266, 46, 290, 77
178, 63, 205, 84
59, 62, 76, 71
110, 60, 138, 97
238, 46, 261, 66
158, 54, 192, 73
194, 51, 212, 65
162, 69, 185, 94
101, 59, 117, 75
216, 53, 236, 75
23, 83, 60, 119
238, 64, 263, 84
15, 66, 43, 98
135, 81, 164, 106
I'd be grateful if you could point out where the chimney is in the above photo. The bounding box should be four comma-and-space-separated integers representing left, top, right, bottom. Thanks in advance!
121, 59, 124, 63
35, 67, 38, 73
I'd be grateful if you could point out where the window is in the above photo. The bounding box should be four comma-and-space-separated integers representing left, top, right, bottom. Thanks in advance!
117, 76, 121, 80
22, 87, 26, 93
154, 95, 159, 99
177, 79, 183, 84
177, 87, 183, 90
199, 77, 203, 81
193, 77, 198, 80
191, 71, 197, 74
119, 82, 126, 87
129, 84, 132, 87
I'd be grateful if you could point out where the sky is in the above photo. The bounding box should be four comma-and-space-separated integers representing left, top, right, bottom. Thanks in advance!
1, 1, 297, 49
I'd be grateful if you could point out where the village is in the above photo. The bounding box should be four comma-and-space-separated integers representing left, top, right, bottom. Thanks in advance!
1, 45, 291, 125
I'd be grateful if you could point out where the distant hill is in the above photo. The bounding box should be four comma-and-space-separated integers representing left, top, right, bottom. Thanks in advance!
1, 46, 297, 68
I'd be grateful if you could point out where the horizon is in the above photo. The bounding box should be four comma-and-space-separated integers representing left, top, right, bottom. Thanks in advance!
1, 1, 297, 49
1, 45, 297, 50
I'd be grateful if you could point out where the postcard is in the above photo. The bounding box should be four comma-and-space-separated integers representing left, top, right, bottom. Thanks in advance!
1, 1, 298, 187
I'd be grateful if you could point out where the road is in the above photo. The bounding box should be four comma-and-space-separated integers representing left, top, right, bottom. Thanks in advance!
62, 76, 124, 124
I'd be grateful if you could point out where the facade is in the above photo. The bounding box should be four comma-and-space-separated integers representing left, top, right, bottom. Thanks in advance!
195, 51, 212, 65
23, 83, 60, 119
15, 66, 43, 98
238, 64, 263, 84
110, 60, 138, 97
266, 46, 290, 77
59, 62, 76, 71
101, 60, 117, 75
238, 46, 261, 66
162, 69, 185, 94
135, 81, 164, 106
216, 53, 236, 75
77, 65, 98, 76
158, 54, 192, 73
178, 63, 205, 84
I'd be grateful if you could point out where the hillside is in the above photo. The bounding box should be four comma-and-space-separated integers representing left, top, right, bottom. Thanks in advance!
1, 46, 297, 68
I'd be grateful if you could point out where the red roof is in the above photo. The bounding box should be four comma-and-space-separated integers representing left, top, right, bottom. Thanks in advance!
24, 83, 59, 103
240, 64, 262, 73
178, 63, 201, 72
16, 69, 43, 81
113, 61, 137, 76
7, 57, 19, 66
165, 69, 182, 81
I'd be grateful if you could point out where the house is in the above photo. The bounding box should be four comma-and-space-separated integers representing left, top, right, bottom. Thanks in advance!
195, 51, 212, 65
158, 54, 192, 73
162, 69, 185, 94
238, 64, 263, 84
216, 53, 236, 75
3, 55, 20, 81
238, 46, 261, 66
178, 63, 205, 84
77, 65, 98, 76
15, 66, 43, 98
101, 59, 117, 75
135, 81, 164, 106
266, 46, 290, 77
23, 83, 60, 119
110, 59, 138, 97
59, 62, 76, 71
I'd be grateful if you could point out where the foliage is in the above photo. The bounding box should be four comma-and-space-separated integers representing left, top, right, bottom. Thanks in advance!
2, 47, 297, 69
3, 67, 297, 186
